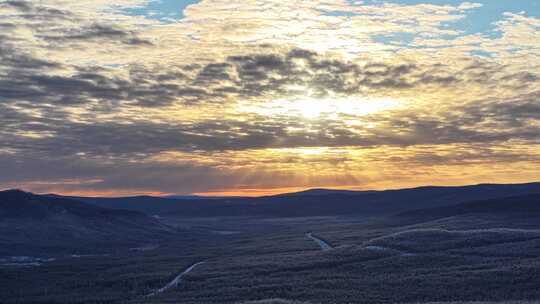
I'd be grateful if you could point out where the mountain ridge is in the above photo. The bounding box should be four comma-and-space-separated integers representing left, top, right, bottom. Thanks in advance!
45, 182, 540, 217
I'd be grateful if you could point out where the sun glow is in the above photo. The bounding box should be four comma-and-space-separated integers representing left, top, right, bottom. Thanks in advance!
239, 96, 400, 119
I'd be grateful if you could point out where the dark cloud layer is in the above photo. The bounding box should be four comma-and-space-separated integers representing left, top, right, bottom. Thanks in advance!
0, 0, 152, 48
2, 90, 539, 161
37, 24, 154, 46
1, 42, 539, 159
2, 43, 534, 109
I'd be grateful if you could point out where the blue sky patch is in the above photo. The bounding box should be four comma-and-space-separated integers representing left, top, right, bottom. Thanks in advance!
372, 31, 415, 46
470, 50, 494, 58
122, 0, 200, 22
322, 10, 359, 17
358, 0, 539, 38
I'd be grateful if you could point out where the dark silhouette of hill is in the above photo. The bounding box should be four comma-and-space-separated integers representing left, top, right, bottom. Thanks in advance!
164, 194, 245, 200
397, 193, 540, 220
0, 190, 172, 255
67, 182, 540, 217
61, 194, 237, 215
271, 188, 376, 197
1, 189, 147, 219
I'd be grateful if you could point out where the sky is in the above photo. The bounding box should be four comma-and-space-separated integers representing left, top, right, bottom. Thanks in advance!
0, 0, 539, 196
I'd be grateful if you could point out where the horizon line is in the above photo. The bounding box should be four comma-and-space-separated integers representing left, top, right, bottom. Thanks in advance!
3, 180, 540, 199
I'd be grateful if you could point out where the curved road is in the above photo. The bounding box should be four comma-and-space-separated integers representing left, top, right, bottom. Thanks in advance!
146, 261, 205, 297
306, 232, 333, 251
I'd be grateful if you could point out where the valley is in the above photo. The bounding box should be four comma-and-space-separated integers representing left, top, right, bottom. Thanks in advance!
1, 184, 540, 303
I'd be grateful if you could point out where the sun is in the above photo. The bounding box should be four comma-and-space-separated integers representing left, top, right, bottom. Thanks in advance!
238, 96, 400, 119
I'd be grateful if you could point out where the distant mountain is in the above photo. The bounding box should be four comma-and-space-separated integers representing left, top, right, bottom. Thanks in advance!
163, 195, 208, 200
0, 190, 172, 255
397, 193, 540, 220
270, 188, 376, 197
67, 182, 540, 218
164, 195, 246, 200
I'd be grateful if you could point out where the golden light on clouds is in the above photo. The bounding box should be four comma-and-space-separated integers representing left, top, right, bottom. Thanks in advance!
238, 95, 401, 120
0, 0, 539, 195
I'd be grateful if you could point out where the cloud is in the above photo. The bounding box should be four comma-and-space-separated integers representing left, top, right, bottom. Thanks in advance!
37, 24, 154, 46
0, 45, 494, 109
457, 2, 483, 11
0, 0, 539, 194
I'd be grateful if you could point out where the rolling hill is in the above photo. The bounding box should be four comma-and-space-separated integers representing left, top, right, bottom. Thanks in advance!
397, 193, 540, 220
0, 189, 173, 255
68, 182, 540, 217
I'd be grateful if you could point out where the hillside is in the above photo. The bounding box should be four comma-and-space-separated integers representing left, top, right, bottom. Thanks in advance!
1, 189, 150, 219
397, 193, 540, 220
0, 190, 172, 255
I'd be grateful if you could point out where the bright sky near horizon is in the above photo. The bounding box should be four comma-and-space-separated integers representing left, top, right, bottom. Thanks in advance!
0, 0, 539, 196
